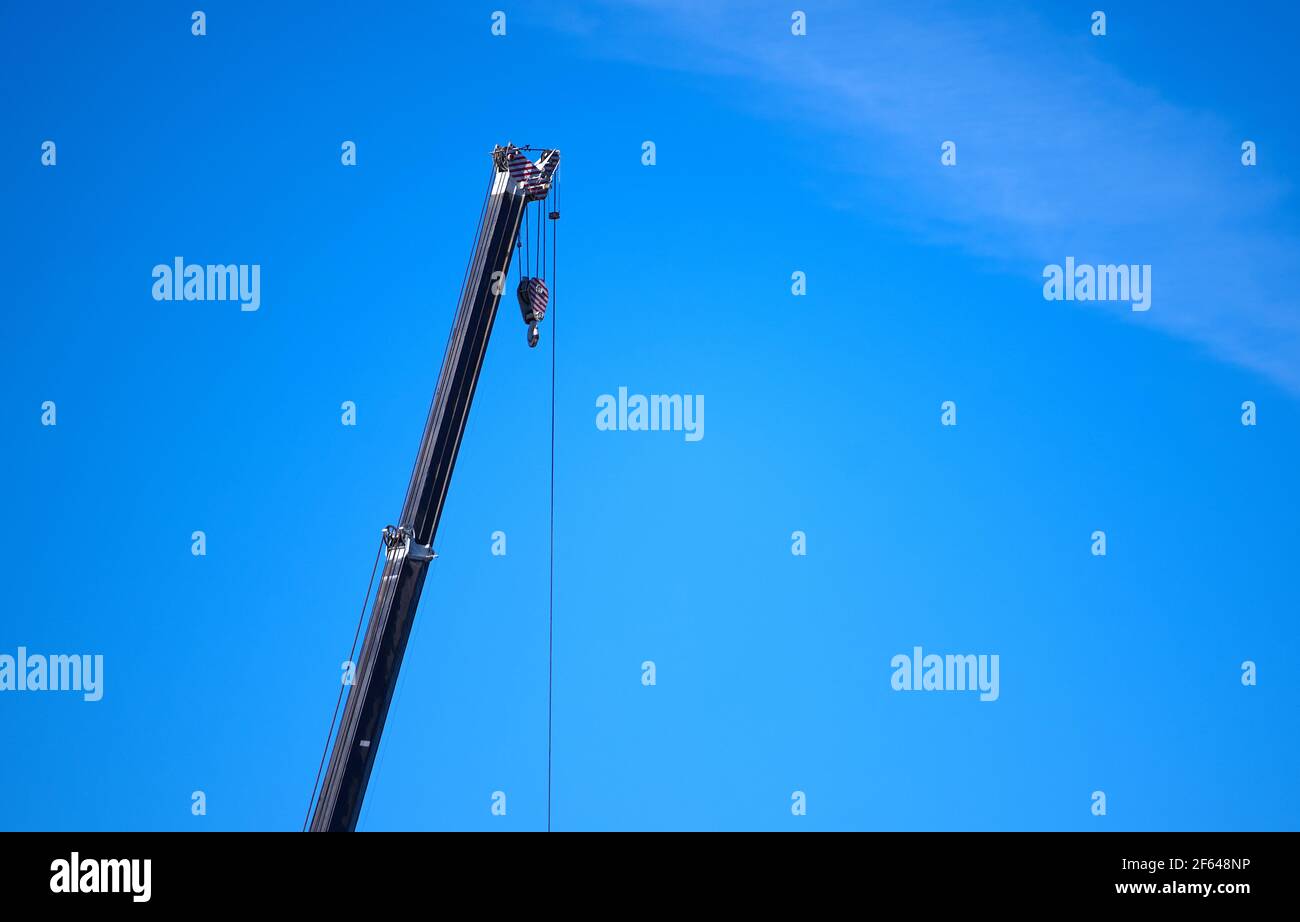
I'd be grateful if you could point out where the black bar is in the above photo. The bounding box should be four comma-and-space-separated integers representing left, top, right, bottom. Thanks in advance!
0, 832, 1285, 907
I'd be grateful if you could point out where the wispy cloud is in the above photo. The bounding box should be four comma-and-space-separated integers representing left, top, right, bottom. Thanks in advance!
572, 0, 1300, 392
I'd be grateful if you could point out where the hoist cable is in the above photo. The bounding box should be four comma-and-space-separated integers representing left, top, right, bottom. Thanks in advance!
546, 169, 558, 832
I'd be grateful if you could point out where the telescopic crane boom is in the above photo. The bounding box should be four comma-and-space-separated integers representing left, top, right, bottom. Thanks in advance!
309, 145, 559, 832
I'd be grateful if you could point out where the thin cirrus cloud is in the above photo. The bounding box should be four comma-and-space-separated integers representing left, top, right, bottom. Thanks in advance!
573, 0, 1300, 394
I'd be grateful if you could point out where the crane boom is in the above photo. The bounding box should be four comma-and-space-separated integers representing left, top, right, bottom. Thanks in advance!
309, 145, 558, 832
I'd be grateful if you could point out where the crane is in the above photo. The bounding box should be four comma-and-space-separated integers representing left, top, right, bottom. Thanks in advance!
307, 144, 559, 832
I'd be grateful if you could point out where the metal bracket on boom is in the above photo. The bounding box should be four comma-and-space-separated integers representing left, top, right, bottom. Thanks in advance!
382, 525, 436, 562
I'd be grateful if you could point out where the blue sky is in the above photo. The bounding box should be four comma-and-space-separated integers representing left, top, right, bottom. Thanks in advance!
2, 0, 1298, 831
